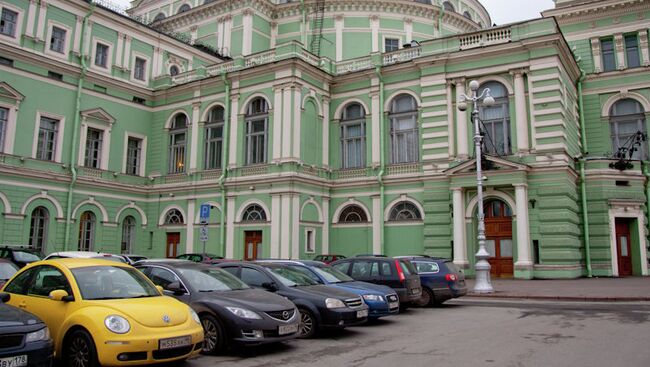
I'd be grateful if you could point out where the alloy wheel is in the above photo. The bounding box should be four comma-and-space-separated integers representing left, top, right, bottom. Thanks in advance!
299, 310, 314, 337
69, 336, 90, 367
202, 318, 218, 353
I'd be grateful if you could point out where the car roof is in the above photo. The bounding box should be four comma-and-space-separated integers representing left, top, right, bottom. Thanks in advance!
46, 251, 117, 258
30, 258, 132, 269
395, 255, 449, 261
134, 259, 192, 265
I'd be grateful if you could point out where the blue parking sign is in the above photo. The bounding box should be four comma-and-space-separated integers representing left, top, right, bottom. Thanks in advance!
200, 204, 211, 223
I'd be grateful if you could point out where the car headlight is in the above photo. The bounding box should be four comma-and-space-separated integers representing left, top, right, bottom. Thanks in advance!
226, 307, 262, 319
25, 327, 50, 343
104, 315, 130, 334
189, 307, 200, 324
362, 294, 383, 302
325, 298, 346, 309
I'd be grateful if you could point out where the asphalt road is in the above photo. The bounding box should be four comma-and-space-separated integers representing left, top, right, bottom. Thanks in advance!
183, 299, 650, 367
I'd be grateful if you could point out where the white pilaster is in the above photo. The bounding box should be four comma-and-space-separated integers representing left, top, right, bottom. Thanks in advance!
452, 188, 468, 266
189, 102, 200, 171
83, 20, 93, 58
282, 87, 292, 158
512, 70, 530, 153
614, 33, 625, 70
72, 15, 82, 54
271, 86, 283, 161
242, 9, 253, 56
25, 0, 37, 38
590, 38, 602, 73
3, 106, 18, 155
123, 35, 132, 69
190, 26, 198, 45
228, 94, 239, 167
322, 198, 330, 254
270, 194, 281, 258
514, 184, 532, 268
186, 200, 196, 253
371, 90, 381, 165
223, 15, 232, 57
115, 33, 124, 68
322, 97, 330, 167
639, 31, 650, 67
404, 18, 413, 44
225, 196, 236, 258
280, 195, 291, 258
35, 1, 47, 41
335, 15, 343, 61
292, 85, 301, 159
446, 81, 455, 158
455, 79, 469, 158
217, 17, 224, 52
370, 16, 379, 53
291, 195, 300, 259
372, 195, 381, 255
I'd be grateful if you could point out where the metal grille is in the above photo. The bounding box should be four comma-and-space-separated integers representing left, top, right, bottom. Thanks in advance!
265, 309, 295, 321
0, 334, 23, 349
386, 294, 398, 303
345, 298, 363, 308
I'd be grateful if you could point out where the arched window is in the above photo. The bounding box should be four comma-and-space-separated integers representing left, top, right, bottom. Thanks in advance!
478, 82, 511, 155
340, 103, 366, 168
483, 200, 512, 218
121, 216, 136, 254
153, 13, 166, 22
242, 204, 267, 222
463, 11, 472, 20
245, 98, 268, 165
164, 209, 185, 225
178, 4, 191, 13
443, 1, 455, 12
610, 99, 647, 160
205, 106, 225, 170
339, 205, 368, 223
388, 202, 422, 221
168, 113, 187, 174
78, 211, 96, 251
29, 207, 49, 251
169, 65, 180, 76
389, 94, 419, 164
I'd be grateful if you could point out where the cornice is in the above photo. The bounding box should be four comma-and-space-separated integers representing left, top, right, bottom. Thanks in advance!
543, 0, 649, 25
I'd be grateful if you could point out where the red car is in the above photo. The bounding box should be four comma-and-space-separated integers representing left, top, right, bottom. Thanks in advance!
313, 254, 347, 264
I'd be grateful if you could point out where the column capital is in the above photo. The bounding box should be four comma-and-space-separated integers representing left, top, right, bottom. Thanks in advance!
451, 187, 463, 192
321, 95, 331, 104
242, 8, 254, 17
335, 14, 344, 22
403, 17, 413, 24
192, 101, 201, 110
513, 183, 528, 189
369, 15, 379, 22
509, 68, 528, 77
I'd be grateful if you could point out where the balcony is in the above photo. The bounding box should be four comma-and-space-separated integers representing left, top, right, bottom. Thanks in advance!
459, 28, 512, 50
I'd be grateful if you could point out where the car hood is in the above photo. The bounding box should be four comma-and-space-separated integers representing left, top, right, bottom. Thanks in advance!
331, 281, 395, 295
0, 303, 43, 328
296, 284, 360, 300
196, 288, 295, 312
91, 296, 189, 327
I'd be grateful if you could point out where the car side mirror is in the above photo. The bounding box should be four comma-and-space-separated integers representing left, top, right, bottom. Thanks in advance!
0, 292, 10, 303
155, 285, 164, 294
261, 282, 278, 292
167, 282, 186, 295
49, 289, 74, 302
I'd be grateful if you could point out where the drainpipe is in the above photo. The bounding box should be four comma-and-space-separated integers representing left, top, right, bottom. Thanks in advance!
218, 72, 231, 258
63, 4, 94, 251
643, 162, 650, 260
577, 68, 593, 278
375, 66, 385, 254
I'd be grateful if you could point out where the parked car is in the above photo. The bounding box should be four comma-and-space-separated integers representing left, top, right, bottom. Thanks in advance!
1, 258, 204, 366
43, 251, 127, 263
331, 256, 422, 306
0, 292, 54, 367
119, 254, 148, 265
136, 261, 300, 354
0, 246, 43, 268
215, 262, 369, 338
258, 260, 399, 319
312, 254, 347, 264
396, 256, 467, 306
177, 253, 223, 263
0, 259, 18, 288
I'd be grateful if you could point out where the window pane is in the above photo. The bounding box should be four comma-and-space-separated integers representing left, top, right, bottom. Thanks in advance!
601, 39, 616, 72
485, 239, 495, 257
500, 239, 513, 257
37, 117, 58, 161
95, 43, 108, 67
51, 27, 66, 53
126, 138, 141, 175
625, 35, 640, 69
84, 128, 103, 168
0, 9, 18, 37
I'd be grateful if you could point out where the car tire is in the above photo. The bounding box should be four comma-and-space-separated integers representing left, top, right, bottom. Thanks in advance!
64, 329, 99, 367
200, 314, 227, 355
298, 308, 317, 339
414, 288, 434, 307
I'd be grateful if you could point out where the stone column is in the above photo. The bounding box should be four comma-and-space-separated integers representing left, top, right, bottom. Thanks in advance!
189, 102, 201, 172
282, 86, 292, 158
511, 69, 530, 153
335, 15, 343, 61
322, 97, 330, 167
280, 195, 291, 258
270, 194, 281, 258
186, 200, 196, 253
225, 196, 236, 258
370, 89, 381, 166
322, 197, 330, 254
228, 94, 239, 168
372, 195, 381, 255
242, 9, 253, 56
272, 86, 283, 161
455, 79, 469, 158
514, 184, 532, 269
370, 15, 379, 53
291, 195, 300, 259
292, 84, 302, 160
452, 188, 468, 267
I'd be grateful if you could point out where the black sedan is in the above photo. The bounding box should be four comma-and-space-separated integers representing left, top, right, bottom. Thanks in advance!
215, 262, 369, 338
0, 247, 42, 268
136, 261, 300, 354
0, 259, 18, 288
0, 293, 53, 367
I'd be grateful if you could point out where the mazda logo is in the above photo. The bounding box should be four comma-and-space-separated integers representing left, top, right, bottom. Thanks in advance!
162, 315, 170, 323
282, 311, 290, 320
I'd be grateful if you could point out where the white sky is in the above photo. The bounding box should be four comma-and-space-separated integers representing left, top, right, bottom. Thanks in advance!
111, 0, 556, 25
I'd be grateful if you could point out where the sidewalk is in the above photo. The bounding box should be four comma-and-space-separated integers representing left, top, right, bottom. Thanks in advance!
463, 277, 650, 302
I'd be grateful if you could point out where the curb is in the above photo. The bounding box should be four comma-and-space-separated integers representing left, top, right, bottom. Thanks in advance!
464, 294, 650, 302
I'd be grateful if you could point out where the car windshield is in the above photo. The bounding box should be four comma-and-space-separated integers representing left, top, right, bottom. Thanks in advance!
266, 266, 319, 287
0, 262, 18, 280
313, 265, 354, 283
178, 268, 249, 292
72, 266, 160, 300
13, 251, 42, 263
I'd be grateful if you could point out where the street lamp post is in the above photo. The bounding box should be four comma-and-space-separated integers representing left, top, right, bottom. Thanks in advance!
458, 80, 495, 293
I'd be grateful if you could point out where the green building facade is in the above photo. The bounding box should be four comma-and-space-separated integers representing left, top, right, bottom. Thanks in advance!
0, 0, 647, 279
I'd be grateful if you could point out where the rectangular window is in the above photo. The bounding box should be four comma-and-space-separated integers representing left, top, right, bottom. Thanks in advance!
126, 137, 142, 175
0, 8, 18, 37
246, 119, 267, 165
36, 117, 58, 161
390, 116, 419, 163
0, 56, 13, 66
50, 26, 66, 54
84, 128, 103, 168
601, 38, 616, 72
305, 230, 315, 253
134, 57, 146, 81
168, 131, 186, 173
205, 123, 223, 169
48, 71, 63, 80
0, 107, 7, 153
625, 34, 640, 69
341, 122, 365, 168
95, 43, 109, 68
385, 38, 399, 52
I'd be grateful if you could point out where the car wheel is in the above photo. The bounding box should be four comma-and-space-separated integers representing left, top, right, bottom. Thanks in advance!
64, 329, 99, 367
415, 288, 434, 307
298, 308, 317, 338
200, 314, 226, 355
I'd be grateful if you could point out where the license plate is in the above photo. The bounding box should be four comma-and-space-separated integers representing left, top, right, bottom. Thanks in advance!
159, 335, 191, 350
0, 355, 28, 367
278, 323, 299, 335
357, 309, 368, 318
411, 288, 421, 295
389, 302, 399, 309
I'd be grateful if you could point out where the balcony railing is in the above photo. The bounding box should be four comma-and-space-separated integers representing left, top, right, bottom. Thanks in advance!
386, 163, 421, 175
334, 167, 371, 180
383, 47, 421, 66
459, 28, 511, 50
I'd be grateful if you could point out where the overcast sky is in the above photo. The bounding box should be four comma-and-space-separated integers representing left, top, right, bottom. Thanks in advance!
111, 0, 556, 25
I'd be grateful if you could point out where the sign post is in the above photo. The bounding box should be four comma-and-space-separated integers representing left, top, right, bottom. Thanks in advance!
199, 204, 211, 256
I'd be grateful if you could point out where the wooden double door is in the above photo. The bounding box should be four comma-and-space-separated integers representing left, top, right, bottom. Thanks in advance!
166, 232, 180, 258
484, 200, 514, 278
244, 231, 263, 261
615, 219, 633, 277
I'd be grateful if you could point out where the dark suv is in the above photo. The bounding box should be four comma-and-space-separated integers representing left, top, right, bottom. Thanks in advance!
331, 256, 421, 306
396, 256, 467, 306
0, 247, 43, 268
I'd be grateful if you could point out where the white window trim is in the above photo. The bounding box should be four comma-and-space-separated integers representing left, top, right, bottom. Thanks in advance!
122, 131, 147, 176
90, 37, 114, 74
304, 227, 316, 254
382, 35, 402, 53
44, 20, 72, 60
78, 121, 111, 171
0, 102, 17, 155
130, 52, 151, 85
0, 3, 24, 45
32, 111, 65, 163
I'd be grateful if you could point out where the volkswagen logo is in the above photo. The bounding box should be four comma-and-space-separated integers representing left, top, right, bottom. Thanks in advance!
162, 315, 171, 323
282, 311, 290, 320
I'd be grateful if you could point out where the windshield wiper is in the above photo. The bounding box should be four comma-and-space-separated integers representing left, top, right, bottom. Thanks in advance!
128, 294, 155, 298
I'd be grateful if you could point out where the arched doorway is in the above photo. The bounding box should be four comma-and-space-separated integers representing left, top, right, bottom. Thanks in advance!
484, 199, 513, 277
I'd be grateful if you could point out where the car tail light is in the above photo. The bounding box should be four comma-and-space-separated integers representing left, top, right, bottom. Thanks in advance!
395, 260, 405, 282
445, 274, 457, 282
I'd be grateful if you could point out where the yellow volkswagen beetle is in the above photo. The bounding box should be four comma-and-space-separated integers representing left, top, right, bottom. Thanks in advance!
0, 258, 204, 367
